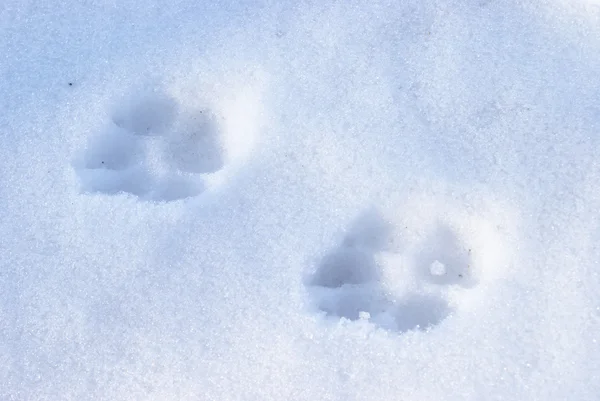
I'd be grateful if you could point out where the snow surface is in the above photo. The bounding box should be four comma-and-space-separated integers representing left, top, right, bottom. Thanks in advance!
1, 0, 600, 400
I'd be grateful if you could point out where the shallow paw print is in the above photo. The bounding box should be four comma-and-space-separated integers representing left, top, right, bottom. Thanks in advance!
74, 89, 225, 202
306, 210, 451, 333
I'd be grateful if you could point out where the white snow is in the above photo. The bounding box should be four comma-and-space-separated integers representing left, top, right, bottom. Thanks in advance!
1, 1, 600, 400
430, 260, 446, 276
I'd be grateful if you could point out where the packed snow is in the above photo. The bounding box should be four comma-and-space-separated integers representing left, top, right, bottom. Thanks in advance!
1, 1, 599, 400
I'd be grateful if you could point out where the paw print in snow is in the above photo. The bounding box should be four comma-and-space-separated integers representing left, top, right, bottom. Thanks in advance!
307, 210, 452, 333
74, 89, 224, 202
307, 189, 516, 335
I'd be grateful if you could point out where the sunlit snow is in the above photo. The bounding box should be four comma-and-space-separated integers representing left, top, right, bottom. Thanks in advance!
1, 1, 599, 400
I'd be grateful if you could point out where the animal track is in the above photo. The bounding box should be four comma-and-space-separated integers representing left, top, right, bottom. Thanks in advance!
74, 89, 224, 202
307, 211, 463, 332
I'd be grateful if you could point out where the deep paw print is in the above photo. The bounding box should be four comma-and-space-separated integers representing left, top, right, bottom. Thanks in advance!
307, 210, 450, 333
75, 89, 224, 202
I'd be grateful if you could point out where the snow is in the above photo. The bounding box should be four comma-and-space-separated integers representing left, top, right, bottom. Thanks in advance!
430, 260, 446, 276
1, 0, 599, 400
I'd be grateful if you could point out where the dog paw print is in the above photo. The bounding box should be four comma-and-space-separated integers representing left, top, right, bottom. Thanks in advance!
74, 89, 224, 202
306, 187, 516, 336
306, 210, 451, 333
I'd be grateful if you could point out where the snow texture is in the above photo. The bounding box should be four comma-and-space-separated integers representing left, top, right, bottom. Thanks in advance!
1, 0, 600, 400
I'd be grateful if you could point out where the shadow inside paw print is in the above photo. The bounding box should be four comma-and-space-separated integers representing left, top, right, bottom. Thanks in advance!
416, 222, 475, 287
312, 284, 390, 322
75, 88, 224, 202
82, 127, 142, 171
311, 247, 380, 288
112, 92, 177, 136
341, 208, 398, 251
393, 294, 451, 332
307, 210, 451, 333
78, 168, 154, 198
164, 110, 224, 174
